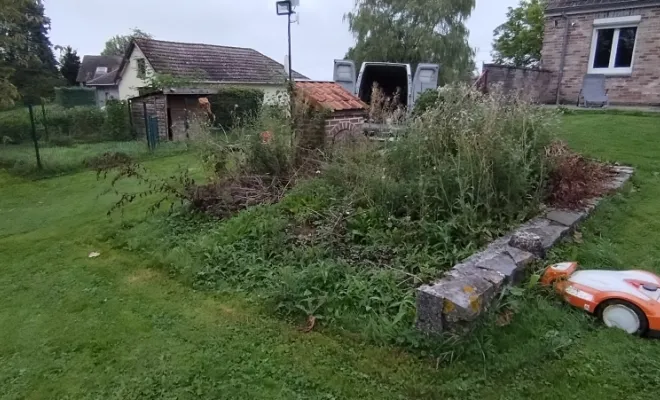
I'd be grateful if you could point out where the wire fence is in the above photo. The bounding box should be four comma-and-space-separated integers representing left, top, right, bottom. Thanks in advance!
0, 101, 182, 176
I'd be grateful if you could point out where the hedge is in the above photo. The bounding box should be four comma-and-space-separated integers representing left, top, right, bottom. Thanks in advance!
207, 87, 265, 130
0, 103, 132, 144
55, 87, 97, 108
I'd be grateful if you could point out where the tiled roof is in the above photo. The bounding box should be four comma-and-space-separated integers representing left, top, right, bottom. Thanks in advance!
134, 38, 308, 84
296, 81, 367, 111
547, 0, 660, 11
86, 69, 119, 86
76, 55, 122, 83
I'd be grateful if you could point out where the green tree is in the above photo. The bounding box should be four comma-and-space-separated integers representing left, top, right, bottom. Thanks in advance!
58, 46, 81, 86
492, 0, 545, 67
344, 0, 476, 84
0, 0, 60, 105
101, 28, 152, 57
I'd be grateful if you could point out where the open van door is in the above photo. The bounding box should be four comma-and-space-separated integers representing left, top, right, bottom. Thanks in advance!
334, 60, 357, 95
412, 63, 440, 102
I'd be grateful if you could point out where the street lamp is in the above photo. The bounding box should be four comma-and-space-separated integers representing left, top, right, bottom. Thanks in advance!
275, 0, 298, 83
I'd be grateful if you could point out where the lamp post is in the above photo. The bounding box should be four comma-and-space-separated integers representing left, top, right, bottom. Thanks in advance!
276, 0, 297, 83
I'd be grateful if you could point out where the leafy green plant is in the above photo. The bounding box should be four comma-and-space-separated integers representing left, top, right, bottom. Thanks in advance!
207, 87, 265, 130
411, 89, 441, 116
104, 100, 133, 140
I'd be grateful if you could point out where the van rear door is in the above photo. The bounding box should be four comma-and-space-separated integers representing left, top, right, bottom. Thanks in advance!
334, 60, 357, 95
412, 64, 440, 102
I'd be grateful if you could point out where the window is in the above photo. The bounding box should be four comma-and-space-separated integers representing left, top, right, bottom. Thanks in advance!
94, 66, 108, 76
589, 16, 641, 75
136, 58, 146, 79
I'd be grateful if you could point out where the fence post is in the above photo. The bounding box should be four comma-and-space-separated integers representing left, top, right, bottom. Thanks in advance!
28, 105, 43, 170
127, 100, 135, 139
142, 101, 151, 150
41, 103, 49, 142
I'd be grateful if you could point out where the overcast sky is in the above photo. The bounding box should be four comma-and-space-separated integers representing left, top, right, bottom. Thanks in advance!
44, 0, 517, 80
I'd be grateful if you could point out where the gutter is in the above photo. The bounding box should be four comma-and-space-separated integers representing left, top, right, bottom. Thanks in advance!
555, 13, 570, 105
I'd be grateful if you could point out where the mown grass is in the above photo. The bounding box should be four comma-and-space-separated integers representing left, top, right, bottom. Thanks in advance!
2, 113, 660, 399
0, 140, 191, 177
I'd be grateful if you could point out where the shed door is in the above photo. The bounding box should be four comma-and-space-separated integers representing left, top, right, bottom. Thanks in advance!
334, 60, 356, 95
413, 64, 440, 102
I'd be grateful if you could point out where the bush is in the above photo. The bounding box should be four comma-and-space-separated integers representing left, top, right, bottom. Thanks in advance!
207, 87, 265, 130
0, 105, 109, 144
54, 87, 96, 108
47, 106, 106, 140
411, 88, 441, 116
378, 85, 556, 224
0, 108, 32, 143
104, 100, 133, 141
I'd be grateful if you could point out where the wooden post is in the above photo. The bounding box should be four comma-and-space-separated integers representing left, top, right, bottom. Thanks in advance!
127, 99, 134, 138
28, 105, 43, 170
142, 101, 150, 150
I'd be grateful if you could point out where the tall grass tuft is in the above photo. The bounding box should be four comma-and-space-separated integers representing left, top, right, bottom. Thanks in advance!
328, 84, 557, 240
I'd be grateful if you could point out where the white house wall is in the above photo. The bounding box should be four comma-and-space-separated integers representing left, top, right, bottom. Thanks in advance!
96, 86, 120, 108
117, 45, 154, 100
235, 83, 288, 105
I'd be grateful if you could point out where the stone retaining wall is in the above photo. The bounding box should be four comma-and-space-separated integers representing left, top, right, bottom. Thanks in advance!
416, 165, 634, 334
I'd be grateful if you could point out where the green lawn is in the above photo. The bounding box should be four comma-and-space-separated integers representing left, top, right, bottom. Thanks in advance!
2, 114, 660, 399
0, 141, 191, 176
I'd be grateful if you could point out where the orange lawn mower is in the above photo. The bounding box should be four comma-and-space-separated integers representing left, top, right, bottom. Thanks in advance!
542, 262, 660, 337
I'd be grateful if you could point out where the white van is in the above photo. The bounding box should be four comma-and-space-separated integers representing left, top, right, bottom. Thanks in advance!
333, 60, 440, 110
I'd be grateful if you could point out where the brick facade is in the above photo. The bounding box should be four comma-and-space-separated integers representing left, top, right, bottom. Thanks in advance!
542, 6, 660, 105
482, 64, 555, 103
324, 110, 366, 141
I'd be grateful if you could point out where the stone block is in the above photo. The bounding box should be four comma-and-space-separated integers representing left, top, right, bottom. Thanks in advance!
545, 208, 587, 227
449, 262, 507, 288
416, 286, 444, 334
504, 245, 537, 268
427, 272, 502, 331
604, 174, 631, 190
515, 218, 570, 250
612, 165, 634, 175
475, 253, 525, 284
509, 230, 545, 258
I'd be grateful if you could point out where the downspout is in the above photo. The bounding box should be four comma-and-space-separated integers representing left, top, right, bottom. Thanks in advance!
555, 13, 570, 105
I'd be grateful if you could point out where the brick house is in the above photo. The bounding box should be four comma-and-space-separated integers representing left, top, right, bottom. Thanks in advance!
543, 0, 660, 105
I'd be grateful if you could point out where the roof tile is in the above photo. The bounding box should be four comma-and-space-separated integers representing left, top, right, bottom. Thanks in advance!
77, 55, 122, 84
134, 38, 308, 84
296, 81, 367, 112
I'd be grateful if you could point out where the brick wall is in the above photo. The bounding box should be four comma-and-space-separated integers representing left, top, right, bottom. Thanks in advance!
482, 64, 555, 103
542, 7, 660, 105
324, 109, 366, 140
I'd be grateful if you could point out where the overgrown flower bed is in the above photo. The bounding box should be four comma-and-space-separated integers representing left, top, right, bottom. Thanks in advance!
113, 85, 571, 345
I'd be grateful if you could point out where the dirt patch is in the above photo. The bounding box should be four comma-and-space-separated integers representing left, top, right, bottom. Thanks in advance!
546, 141, 616, 209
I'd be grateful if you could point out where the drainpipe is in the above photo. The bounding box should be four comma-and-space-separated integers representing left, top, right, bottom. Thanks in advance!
555, 13, 570, 105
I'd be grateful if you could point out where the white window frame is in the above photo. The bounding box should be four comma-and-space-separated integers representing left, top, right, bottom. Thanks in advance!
588, 15, 641, 76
